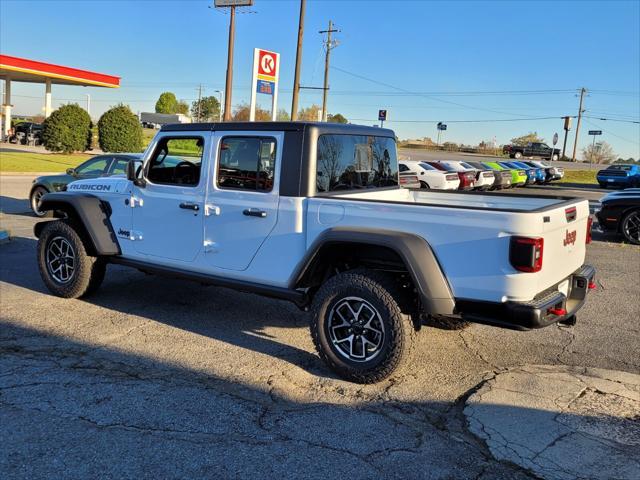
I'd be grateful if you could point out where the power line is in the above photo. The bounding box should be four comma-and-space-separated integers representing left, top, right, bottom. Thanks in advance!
584, 118, 640, 145
331, 65, 562, 118
348, 115, 573, 124
584, 115, 640, 124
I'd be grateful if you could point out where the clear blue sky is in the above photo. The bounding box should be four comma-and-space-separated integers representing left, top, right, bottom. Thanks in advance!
1, 0, 639, 159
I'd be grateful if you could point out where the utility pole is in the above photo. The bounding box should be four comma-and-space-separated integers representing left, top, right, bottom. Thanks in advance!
196, 84, 202, 122
319, 20, 339, 122
571, 87, 587, 162
223, 5, 236, 121
561, 116, 572, 160
85, 94, 90, 119
291, 0, 306, 121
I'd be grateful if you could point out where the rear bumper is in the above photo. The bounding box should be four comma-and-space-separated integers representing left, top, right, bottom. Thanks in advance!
456, 265, 596, 330
597, 176, 633, 185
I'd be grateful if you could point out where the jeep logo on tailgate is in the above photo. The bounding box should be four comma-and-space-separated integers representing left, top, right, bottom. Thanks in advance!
68, 184, 111, 191
563, 230, 577, 246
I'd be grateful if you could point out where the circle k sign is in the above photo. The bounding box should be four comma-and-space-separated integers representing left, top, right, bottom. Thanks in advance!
257, 49, 278, 79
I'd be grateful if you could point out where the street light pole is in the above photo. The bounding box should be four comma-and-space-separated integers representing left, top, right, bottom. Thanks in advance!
223, 5, 236, 121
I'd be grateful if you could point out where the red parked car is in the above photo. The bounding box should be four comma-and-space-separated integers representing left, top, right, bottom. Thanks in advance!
425, 161, 476, 190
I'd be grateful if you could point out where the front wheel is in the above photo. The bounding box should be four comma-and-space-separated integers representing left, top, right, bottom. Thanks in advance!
37, 220, 106, 298
621, 209, 640, 245
551, 154, 559, 161
514, 151, 523, 159
310, 269, 415, 384
30, 186, 51, 217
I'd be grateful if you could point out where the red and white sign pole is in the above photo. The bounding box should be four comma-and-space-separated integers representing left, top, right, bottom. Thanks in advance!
250, 48, 280, 121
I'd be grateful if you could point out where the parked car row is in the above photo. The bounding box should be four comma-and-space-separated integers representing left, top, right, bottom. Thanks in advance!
399, 158, 564, 191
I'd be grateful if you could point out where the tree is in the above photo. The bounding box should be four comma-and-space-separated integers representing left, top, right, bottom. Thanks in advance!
232, 103, 271, 121
510, 132, 544, 146
97, 104, 143, 153
276, 109, 290, 121
191, 96, 221, 122
176, 100, 190, 116
42, 104, 92, 153
613, 157, 639, 165
155, 92, 178, 114
328, 113, 348, 124
298, 104, 322, 121
582, 141, 616, 164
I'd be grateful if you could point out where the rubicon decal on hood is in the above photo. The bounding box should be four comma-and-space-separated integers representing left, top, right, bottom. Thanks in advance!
68, 183, 112, 191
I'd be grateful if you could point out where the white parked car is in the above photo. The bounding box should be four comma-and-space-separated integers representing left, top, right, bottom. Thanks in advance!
400, 160, 460, 190
438, 160, 495, 191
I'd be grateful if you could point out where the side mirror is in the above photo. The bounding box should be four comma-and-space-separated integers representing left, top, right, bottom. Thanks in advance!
127, 160, 145, 187
66, 168, 77, 176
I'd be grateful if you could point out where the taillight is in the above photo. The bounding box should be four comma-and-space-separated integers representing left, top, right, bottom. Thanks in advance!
586, 216, 593, 244
445, 174, 458, 181
509, 237, 544, 272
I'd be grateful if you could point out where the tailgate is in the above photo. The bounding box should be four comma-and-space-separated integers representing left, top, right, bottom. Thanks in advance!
537, 199, 590, 293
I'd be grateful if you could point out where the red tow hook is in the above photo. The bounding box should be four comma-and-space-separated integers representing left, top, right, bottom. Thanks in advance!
548, 307, 567, 316
588, 281, 597, 290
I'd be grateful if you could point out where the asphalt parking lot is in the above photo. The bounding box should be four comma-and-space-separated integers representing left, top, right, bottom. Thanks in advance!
1, 175, 639, 479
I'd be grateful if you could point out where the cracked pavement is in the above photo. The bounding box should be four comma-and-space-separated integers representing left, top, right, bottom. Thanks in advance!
1, 175, 640, 479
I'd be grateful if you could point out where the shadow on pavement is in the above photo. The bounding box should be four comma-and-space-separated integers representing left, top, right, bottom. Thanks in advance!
1, 321, 637, 479
0, 195, 32, 216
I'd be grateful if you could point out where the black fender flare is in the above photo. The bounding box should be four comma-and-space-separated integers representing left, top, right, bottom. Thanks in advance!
33, 192, 120, 256
290, 227, 455, 315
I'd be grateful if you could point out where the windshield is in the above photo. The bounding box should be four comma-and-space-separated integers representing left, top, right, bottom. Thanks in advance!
316, 134, 398, 192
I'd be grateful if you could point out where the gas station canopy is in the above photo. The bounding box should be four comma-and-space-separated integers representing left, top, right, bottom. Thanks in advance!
0, 54, 120, 88
0, 54, 120, 138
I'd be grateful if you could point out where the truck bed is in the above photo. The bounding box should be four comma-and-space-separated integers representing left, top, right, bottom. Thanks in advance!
307, 188, 589, 303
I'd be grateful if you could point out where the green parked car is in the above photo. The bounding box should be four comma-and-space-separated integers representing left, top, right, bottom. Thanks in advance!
482, 161, 528, 187
30, 153, 142, 217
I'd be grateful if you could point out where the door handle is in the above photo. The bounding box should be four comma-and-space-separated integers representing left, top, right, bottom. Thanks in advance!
179, 202, 200, 211
243, 208, 267, 218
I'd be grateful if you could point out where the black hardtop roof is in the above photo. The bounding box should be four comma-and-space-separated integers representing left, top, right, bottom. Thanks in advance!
160, 121, 395, 137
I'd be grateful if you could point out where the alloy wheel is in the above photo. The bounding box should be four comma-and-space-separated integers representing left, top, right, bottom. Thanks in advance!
622, 211, 640, 244
328, 297, 386, 362
46, 236, 76, 283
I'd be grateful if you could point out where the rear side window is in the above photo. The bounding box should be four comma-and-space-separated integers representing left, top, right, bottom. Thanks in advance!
217, 136, 277, 192
316, 134, 398, 192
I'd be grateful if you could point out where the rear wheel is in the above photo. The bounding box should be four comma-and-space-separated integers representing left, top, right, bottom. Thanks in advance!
514, 151, 523, 159
599, 183, 608, 189
30, 186, 51, 217
310, 269, 416, 384
551, 154, 559, 161
37, 220, 106, 298
420, 181, 430, 189
621, 209, 640, 245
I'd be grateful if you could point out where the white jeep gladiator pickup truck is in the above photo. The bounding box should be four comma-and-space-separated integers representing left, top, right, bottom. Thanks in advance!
35, 122, 595, 383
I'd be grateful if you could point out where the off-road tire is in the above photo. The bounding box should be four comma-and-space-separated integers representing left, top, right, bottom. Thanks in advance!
37, 220, 106, 298
310, 269, 416, 384
620, 209, 640, 245
30, 186, 51, 218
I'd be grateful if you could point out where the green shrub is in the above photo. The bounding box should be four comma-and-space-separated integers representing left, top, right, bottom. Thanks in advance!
42, 104, 92, 153
97, 105, 143, 153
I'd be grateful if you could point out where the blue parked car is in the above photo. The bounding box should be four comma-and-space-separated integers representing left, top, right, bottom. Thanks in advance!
499, 161, 536, 185
597, 164, 640, 189
511, 161, 545, 184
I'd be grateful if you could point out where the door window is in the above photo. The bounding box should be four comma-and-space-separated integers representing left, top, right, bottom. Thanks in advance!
217, 137, 277, 191
146, 137, 204, 186
75, 156, 110, 176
